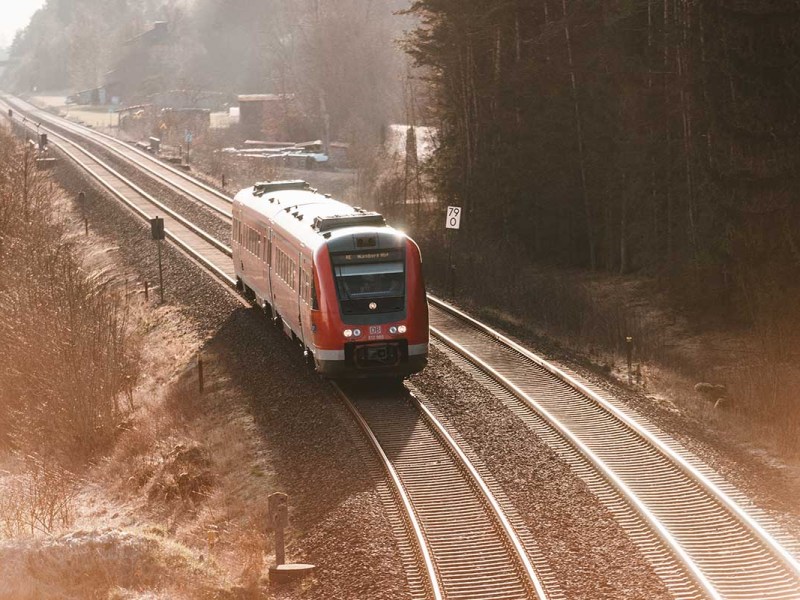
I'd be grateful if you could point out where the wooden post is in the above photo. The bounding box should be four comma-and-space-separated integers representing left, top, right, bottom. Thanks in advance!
144, 280, 149, 301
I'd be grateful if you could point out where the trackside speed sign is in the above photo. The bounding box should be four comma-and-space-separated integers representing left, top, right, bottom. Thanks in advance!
446, 206, 462, 229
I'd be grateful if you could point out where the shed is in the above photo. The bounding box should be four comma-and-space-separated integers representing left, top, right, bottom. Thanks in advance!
238, 94, 296, 140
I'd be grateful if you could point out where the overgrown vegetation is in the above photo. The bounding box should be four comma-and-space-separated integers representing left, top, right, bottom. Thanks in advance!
0, 129, 275, 597
0, 128, 140, 516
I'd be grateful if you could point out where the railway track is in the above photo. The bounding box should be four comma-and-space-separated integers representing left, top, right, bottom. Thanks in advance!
1, 100, 552, 600
1, 99, 235, 286
1, 94, 233, 220
337, 383, 552, 600
428, 297, 800, 600
6, 94, 800, 598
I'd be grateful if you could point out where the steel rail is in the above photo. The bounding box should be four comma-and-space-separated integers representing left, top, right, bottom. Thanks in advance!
339, 384, 550, 600
409, 392, 548, 600
427, 294, 800, 599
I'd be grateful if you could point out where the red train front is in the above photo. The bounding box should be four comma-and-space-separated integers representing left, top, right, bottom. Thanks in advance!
232, 180, 428, 378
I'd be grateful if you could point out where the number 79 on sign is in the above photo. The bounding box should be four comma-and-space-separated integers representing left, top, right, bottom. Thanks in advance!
446, 206, 462, 229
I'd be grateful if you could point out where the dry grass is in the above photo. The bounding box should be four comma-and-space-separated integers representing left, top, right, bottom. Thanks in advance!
0, 455, 78, 537
0, 128, 142, 463
0, 527, 229, 600
0, 128, 279, 597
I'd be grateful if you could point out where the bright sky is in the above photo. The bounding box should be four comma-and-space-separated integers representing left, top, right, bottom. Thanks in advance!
0, 0, 47, 49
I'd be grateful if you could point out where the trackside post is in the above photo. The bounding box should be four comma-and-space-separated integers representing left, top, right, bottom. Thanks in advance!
626, 336, 633, 383
445, 206, 461, 297
267, 492, 315, 584
150, 216, 165, 303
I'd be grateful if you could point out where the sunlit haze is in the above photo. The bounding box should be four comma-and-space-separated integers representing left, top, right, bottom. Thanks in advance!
0, 0, 47, 48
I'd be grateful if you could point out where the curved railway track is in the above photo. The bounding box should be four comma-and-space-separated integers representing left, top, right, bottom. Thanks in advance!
336, 383, 551, 600
1, 100, 551, 600
5, 94, 800, 599
428, 297, 800, 600
1, 95, 233, 220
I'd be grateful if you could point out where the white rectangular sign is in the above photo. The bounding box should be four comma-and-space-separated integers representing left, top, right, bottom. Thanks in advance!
446, 205, 462, 229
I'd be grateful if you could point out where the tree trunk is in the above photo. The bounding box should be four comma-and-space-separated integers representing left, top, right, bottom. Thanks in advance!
561, 0, 596, 269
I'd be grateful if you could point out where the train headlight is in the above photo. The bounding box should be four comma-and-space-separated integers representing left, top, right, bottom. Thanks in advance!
398, 325, 407, 334
343, 329, 353, 338
389, 326, 398, 334
353, 328, 362, 337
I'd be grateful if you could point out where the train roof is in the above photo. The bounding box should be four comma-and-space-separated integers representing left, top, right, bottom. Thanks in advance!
233, 180, 403, 250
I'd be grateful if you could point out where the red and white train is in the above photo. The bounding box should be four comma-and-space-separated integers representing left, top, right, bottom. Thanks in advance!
232, 180, 428, 378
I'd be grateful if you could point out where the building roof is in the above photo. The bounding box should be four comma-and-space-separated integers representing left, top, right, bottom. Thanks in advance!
238, 94, 293, 103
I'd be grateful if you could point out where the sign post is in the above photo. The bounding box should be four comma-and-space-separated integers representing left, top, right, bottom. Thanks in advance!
445, 206, 461, 297
150, 217, 165, 303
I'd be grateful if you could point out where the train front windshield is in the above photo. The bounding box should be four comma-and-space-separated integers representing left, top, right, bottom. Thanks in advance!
335, 262, 405, 299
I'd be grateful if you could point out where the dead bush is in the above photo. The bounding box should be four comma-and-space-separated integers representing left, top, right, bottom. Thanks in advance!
0, 455, 78, 538
0, 129, 141, 462
145, 442, 214, 506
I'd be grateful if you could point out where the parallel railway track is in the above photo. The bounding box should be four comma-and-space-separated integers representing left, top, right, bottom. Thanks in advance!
5, 94, 800, 599
2, 95, 233, 220
1, 98, 551, 600
428, 298, 800, 599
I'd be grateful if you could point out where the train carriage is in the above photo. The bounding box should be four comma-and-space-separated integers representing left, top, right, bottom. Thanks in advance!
232, 180, 428, 378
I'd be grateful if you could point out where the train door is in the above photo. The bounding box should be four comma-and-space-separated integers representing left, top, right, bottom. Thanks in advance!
264, 228, 273, 314
268, 229, 276, 310
298, 251, 310, 348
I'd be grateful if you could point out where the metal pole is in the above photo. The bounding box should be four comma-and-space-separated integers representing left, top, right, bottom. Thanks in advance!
157, 239, 165, 303
448, 229, 455, 298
